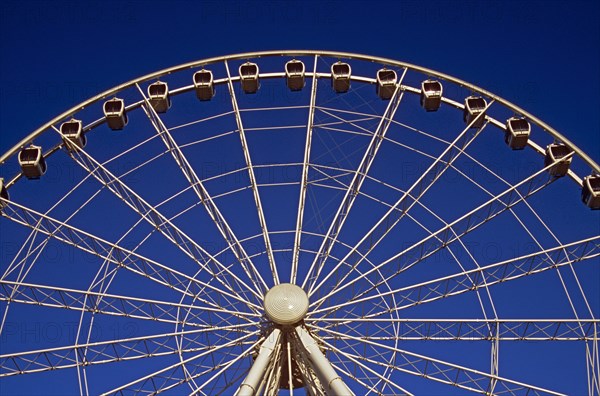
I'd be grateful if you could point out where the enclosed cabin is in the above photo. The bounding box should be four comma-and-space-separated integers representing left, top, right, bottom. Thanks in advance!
0, 178, 8, 210
544, 143, 573, 177
463, 96, 487, 128
18, 145, 47, 179
285, 60, 305, 91
147, 81, 171, 113
376, 69, 397, 100
420, 80, 443, 112
103, 98, 128, 130
60, 119, 86, 152
239, 62, 259, 94
193, 69, 215, 101
331, 62, 351, 93
582, 175, 600, 210
505, 117, 530, 150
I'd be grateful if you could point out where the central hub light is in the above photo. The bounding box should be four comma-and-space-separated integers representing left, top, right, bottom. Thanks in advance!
263, 283, 309, 325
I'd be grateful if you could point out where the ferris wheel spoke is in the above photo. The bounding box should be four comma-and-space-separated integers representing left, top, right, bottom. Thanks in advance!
206, 366, 250, 396
189, 336, 258, 395
1, 51, 598, 395
312, 153, 568, 309
101, 84, 268, 304
513, 191, 597, 335
101, 329, 258, 395
1, 175, 107, 310
302, 68, 408, 292
457, 145, 596, 324
121, 360, 213, 396
1, 221, 46, 282
311, 235, 600, 318
223, 61, 279, 286
313, 115, 379, 136
157, 339, 254, 395
0, 227, 49, 334
332, 350, 412, 396
589, 334, 600, 394
60, 139, 263, 313
0, 199, 262, 316
329, 361, 400, 396
0, 280, 258, 329
291, 55, 319, 284
307, 318, 600, 341
132, 92, 267, 298
316, 326, 566, 395
309, 100, 494, 298
314, 328, 398, 395
0, 323, 254, 376
323, 336, 414, 396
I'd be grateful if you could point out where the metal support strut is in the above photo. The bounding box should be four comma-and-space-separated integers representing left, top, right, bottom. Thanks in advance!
237, 328, 282, 396
295, 326, 355, 396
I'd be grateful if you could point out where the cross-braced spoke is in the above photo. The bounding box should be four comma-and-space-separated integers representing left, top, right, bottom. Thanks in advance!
309, 100, 494, 298
189, 336, 259, 395
312, 152, 569, 310
0, 323, 255, 376
0, 279, 258, 328
311, 235, 600, 317
101, 329, 259, 395
224, 62, 279, 285
317, 326, 566, 395
0, 199, 262, 317
133, 83, 269, 295
60, 125, 263, 312
307, 318, 600, 341
291, 55, 319, 284
302, 68, 408, 292
1, 51, 598, 396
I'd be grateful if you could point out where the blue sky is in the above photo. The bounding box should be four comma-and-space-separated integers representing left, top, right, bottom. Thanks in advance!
0, 1, 599, 395
0, 0, 599, 160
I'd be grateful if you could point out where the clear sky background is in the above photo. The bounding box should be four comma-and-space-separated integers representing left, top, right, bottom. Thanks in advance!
0, 0, 598, 163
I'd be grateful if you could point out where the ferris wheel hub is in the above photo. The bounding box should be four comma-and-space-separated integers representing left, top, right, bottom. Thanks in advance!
263, 283, 309, 325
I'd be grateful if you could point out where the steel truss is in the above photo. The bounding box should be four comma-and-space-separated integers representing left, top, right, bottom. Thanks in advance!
0, 51, 598, 395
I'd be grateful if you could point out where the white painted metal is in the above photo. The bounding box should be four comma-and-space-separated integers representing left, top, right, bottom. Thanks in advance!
295, 326, 354, 396
311, 235, 599, 317
303, 68, 408, 292
311, 152, 572, 309
59, 120, 264, 310
317, 327, 565, 396
135, 83, 269, 297
263, 283, 309, 325
1, 51, 598, 395
309, 99, 494, 298
224, 60, 280, 286
2, 51, 597, 178
0, 200, 262, 319
291, 55, 319, 284
237, 328, 282, 396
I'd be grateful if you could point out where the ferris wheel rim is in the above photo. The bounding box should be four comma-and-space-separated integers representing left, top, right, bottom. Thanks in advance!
0, 50, 598, 395
0, 49, 598, 175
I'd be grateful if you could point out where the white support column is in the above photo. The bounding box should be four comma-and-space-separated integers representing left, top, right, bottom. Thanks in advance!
237, 328, 282, 396
295, 326, 354, 396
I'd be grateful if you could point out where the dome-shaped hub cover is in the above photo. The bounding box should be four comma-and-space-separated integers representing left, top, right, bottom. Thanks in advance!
263, 283, 309, 325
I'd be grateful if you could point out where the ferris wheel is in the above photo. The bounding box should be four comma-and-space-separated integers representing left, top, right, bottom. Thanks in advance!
0, 50, 598, 395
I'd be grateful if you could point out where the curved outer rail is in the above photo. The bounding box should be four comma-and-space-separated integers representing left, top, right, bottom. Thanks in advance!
2, 50, 598, 176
